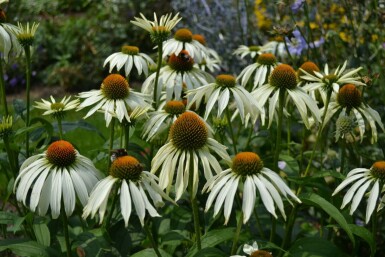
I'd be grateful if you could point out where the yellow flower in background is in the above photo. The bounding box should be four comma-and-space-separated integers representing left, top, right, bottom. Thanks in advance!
254, 0, 272, 31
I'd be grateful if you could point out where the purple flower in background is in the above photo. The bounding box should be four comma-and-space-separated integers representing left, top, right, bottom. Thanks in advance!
291, 0, 305, 14
286, 30, 324, 56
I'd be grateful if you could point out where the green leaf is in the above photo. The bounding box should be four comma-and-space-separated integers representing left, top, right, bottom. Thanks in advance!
300, 192, 355, 246
0, 239, 48, 257
131, 248, 172, 257
192, 247, 226, 257
61, 120, 106, 140
348, 224, 375, 257
286, 237, 349, 257
186, 227, 235, 257
279, 154, 300, 175
33, 223, 51, 247
0, 211, 25, 233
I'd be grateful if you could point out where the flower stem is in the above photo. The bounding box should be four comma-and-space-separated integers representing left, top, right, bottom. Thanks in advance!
231, 212, 243, 255
274, 89, 285, 172
153, 43, 163, 109
253, 209, 266, 240
280, 204, 299, 255
57, 118, 64, 139
108, 118, 116, 169
143, 221, 162, 257
24, 46, 32, 157
188, 153, 201, 251
61, 208, 72, 257
340, 139, 346, 174
0, 59, 8, 116
225, 107, 237, 154
124, 124, 130, 150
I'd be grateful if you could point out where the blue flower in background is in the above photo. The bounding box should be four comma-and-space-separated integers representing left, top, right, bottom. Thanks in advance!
291, 0, 305, 14
286, 29, 324, 56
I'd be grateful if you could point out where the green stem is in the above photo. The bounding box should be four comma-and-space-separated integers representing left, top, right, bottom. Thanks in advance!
188, 153, 201, 251
340, 139, 346, 175
108, 118, 116, 169
104, 184, 119, 229
57, 118, 63, 139
280, 205, 299, 254
270, 215, 276, 242
231, 212, 244, 255
274, 89, 285, 172
253, 209, 266, 240
0, 59, 8, 116
283, 39, 294, 64
236, 0, 245, 44
24, 46, 31, 157
225, 107, 237, 154
124, 124, 130, 150
303, 2, 320, 61
61, 208, 72, 257
153, 43, 163, 109
3, 135, 17, 177
143, 221, 162, 257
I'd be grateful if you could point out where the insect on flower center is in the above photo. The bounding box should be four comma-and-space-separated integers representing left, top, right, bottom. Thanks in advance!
168, 50, 194, 72
248, 45, 260, 52
46, 140, 76, 167
216, 74, 236, 88
250, 250, 273, 257
170, 112, 208, 150
192, 34, 206, 45
257, 53, 276, 66
101, 74, 129, 100
174, 28, 193, 42
298, 61, 320, 79
371, 161, 385, 181
51, 102, 65, 111
232, 152, 264, 176
337, 84, 362, 109
269, 64, 297, 90
110, 156, 143, 182
121, 45, 139, 55
164, 100, 186, 115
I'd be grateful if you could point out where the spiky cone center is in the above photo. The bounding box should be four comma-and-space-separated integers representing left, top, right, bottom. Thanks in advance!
110, 156, 143, 182
216, 74, 236, 88
257, 53, 276, 66
249, 45, 260, 52
51, 102, 65, 111
164, 100, 186, 115
336, 115, 355, 135
174, 28, 193, 42
101, 74, 129, 100
250, 250, 273, 257
121, 45, 139, 55
192, 34, 206, 45
298, 61, 320, 79
269, 64, 297, 89
337, 84, 362, 109
232, 152, 264, 176
170, 112, 208, 150
168, 50, 194, 72
0, 9, 6, 23
151, 26, 170, 43
46, 140, 76, 167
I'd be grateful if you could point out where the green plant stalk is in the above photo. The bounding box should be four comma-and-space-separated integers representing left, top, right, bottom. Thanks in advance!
279, 205, 299, 255
57, 118, 64, 140
231, 212, 244, 255
124, 124, 130, 150
270, 215, 276, 242
253, 209, 266, 240
108, 118, 116, 169
24, 46, 32, 157
225, 107, 237, 154
340, 139, 346, 175
0, 59, 8, 116
61, 206, 72, 257
153, 43, 163, 109
303, 2, 320, 61
236, 0, 245, 44
3, 135, 17, 177
273, 89, 285, 172
283, 40, 294, 64
188, 152, 201, 251
104, 185, 119, 229
143, 221, 162, 257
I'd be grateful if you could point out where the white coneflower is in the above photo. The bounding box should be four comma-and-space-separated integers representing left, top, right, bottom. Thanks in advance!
230, 241, 273, 257
14, 140, 100, 218
34, 95, 79, 119
204, 152, 301, 224
83, 155, 172, 227
0, 9, 22, 60
333, 161, 385, 223
192, 34, 221, 72
103, 45, 155, 77
151, 111, 231, 201
77, 74, 151, 126
13, 21, 39, 48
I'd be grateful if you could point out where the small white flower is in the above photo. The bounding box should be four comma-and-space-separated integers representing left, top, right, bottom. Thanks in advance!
0, 9, 22, 60
333, 161, 385, 223
83, 155, 173, 227
204, 152, 301, 224
103, 45, 155, 77
230, 241, 273, 257
34, 95, 79, 118
14, 140, 100, 219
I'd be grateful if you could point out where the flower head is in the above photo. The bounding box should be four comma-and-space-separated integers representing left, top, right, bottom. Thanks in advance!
14, 22, 39, 48
77, 74, 151, 126
333, 161, 385, 223
204, 152, 301, 224
34, 95, 79, 119
83, 155, 172, 226
0, 9, 22, 61
230, 241, 273, 257
130, 12, 182, 44
103, 45, 155, 77
297, 61, 320, 81
237, 53, 278, 90
14, 140, 100, 218
0, 115, 12, 139
151, 111, 231, 201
